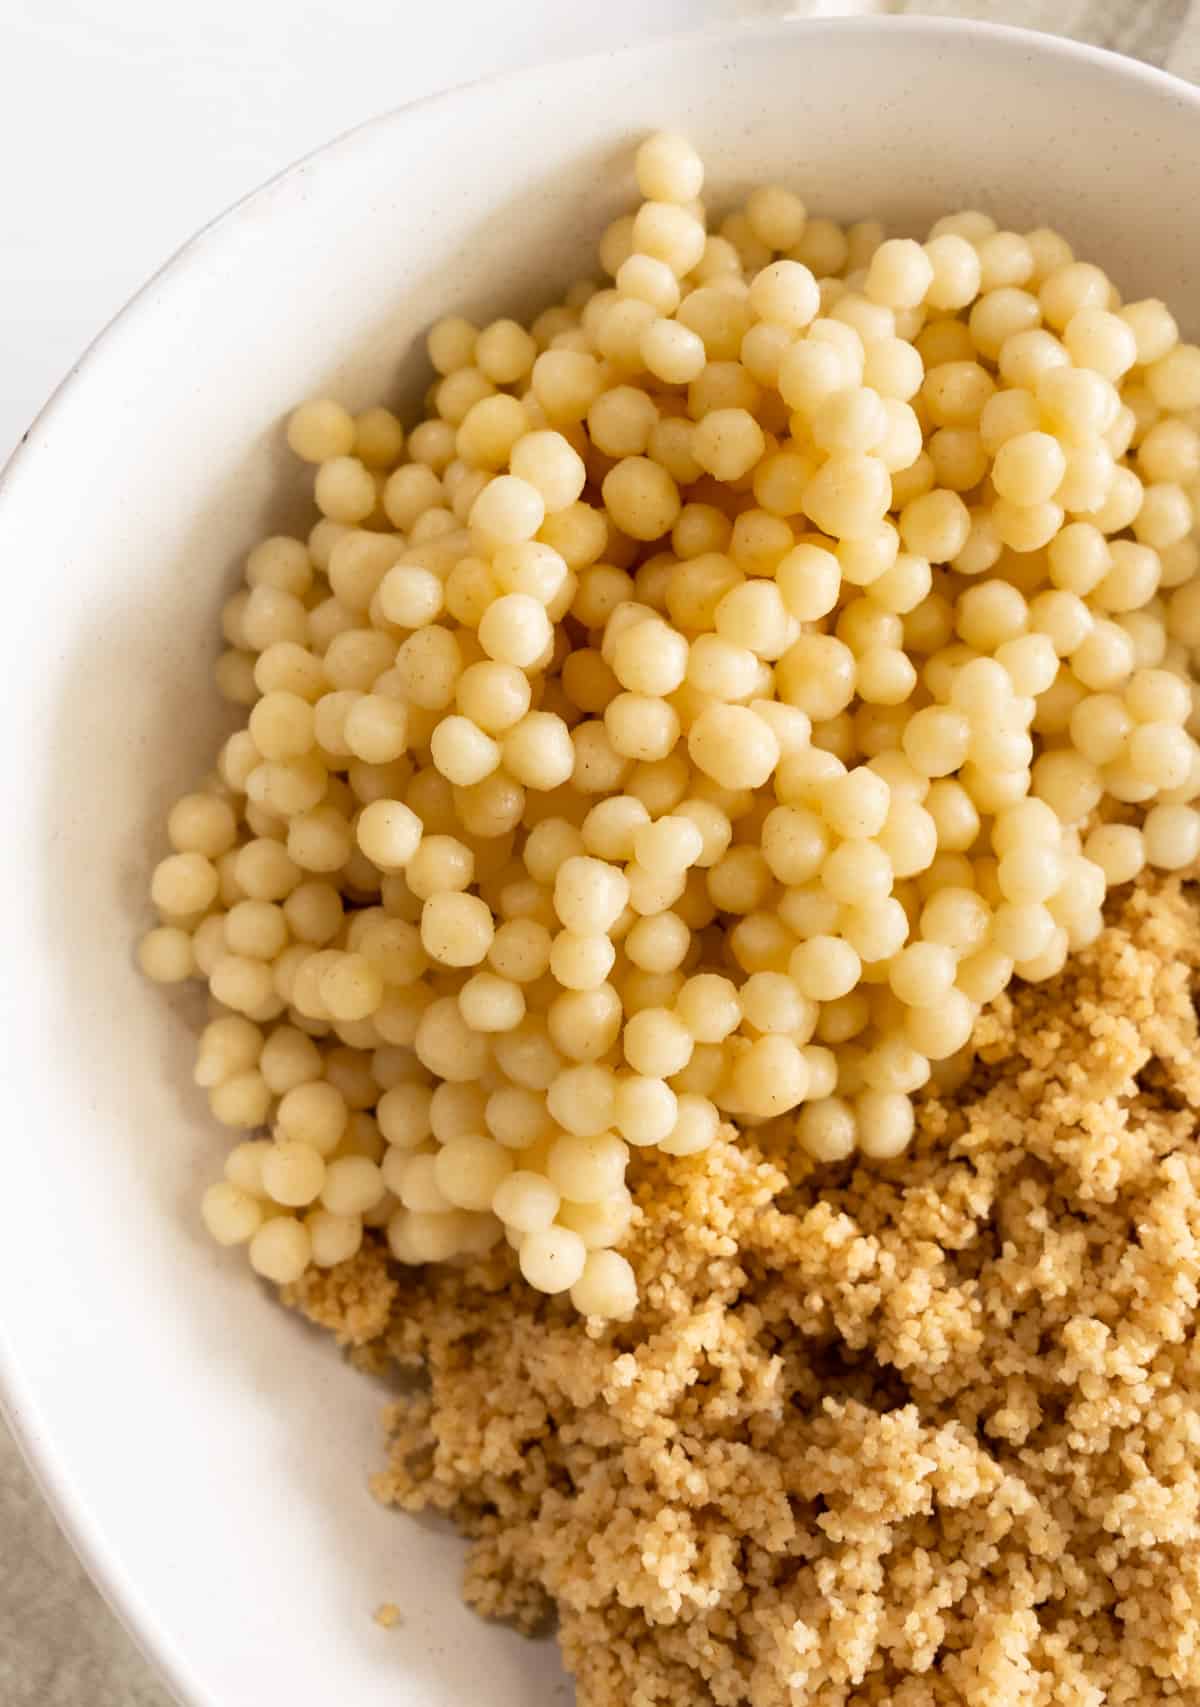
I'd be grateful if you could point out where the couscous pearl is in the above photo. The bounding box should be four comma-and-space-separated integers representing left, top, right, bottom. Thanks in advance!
519, 1225, 588, 1294
569, 1249, 638, 1318
749, 259, 820, 330
610, 1072, 675, 1146
420, 892, 494, 967
796, 1097, 858, 1162
855, 1089, 915, 1158
146, 133, 1200, 1318
201, 1182, 264, 1246
306, 1210, 363, 1269
546, 1132, 628, 1204
432, 1135, 513, 1213
138, 926, 196, 983
355, 799, 423, 870
287, 400, 356, 463
248, 1217, 312, 1284
1143, 803, 1200, 868
261, 1139, 326, 1208
492, 1169, 561, 1233
320, 1157, 385, 1217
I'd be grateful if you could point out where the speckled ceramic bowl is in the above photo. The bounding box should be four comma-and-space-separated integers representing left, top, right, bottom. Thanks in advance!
1, 17, 1198, 1707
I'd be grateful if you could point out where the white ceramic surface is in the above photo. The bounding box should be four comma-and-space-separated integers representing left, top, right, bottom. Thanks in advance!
1, 17, 1199, 1707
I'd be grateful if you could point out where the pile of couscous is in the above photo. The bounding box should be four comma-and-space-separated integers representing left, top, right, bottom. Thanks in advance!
141, 131, 1200, 1700
295, 868, 1200, 1706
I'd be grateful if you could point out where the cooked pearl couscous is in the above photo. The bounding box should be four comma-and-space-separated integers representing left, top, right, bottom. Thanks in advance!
139, 126, 1200, 1703
142, 132, 1200, 1324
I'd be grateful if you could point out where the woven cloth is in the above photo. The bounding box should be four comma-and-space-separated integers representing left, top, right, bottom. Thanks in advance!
904, 0, 1200, 77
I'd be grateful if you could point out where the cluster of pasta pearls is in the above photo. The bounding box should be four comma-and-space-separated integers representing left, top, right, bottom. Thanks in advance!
141, 130, 1200, 1316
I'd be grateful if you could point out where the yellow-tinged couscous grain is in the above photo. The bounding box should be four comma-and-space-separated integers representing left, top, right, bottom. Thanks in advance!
288, 872, 1200, 1707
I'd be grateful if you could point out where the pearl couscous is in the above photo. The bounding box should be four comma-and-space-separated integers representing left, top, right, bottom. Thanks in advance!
143, 133, 1200, 1341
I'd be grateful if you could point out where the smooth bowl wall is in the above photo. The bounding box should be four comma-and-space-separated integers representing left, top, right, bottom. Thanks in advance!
1, 18, 1198, 1707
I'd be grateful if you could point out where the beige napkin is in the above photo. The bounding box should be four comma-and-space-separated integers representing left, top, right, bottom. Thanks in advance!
907, 0, 1200, 76
3, 3, 1197, 1702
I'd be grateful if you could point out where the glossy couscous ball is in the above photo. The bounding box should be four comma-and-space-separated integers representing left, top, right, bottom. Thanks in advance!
145, 131, 1200, 1318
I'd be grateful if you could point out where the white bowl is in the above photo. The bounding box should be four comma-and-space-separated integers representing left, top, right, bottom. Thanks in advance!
2, 16, 1199, 1707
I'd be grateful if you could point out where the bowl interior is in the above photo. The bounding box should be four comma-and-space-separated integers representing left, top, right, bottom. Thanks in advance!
2, 18, 1199, 1707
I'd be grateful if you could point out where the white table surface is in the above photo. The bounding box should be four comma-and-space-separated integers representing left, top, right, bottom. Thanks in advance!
0, 0, 831, 468
2, 2, 1198, 1705
7, 0, 1196, 467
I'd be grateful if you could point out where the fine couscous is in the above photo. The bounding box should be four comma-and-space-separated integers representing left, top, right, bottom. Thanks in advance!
141, 131, 1200, 1703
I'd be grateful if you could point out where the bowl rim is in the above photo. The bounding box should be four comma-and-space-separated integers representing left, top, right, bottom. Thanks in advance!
2, 13, 1200, 1706
4, 9, 1200, 498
